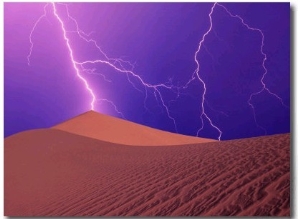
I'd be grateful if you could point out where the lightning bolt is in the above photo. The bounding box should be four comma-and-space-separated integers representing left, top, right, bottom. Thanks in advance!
75, 59, 179, 132
51, 3, 96, 111
27, 4, 48, 66
216, 3, 289, 133
188, 3, 223, 140
97, 99, 125, 119
28, 2, 179, 133
27, 2, 287, 140
54, 3, 180, 132
185, 3, 288, 140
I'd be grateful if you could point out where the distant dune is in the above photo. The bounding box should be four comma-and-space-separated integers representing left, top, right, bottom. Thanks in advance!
4, 112, 290, 216
53, 111, 216, 146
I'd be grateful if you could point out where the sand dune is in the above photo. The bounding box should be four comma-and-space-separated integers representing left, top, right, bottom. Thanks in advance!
53, 111, 215, 145
5, 127, 290, 216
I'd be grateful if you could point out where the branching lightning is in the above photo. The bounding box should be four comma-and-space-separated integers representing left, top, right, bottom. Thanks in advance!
27, 2, 288, 140
27, 4, 48, 66
28, 2, 179, 133
51, 3, 96, 111
184, 3, 288, 139
97, 99, 125, 119
216, 3, 289, 133
186, 3, 223, 140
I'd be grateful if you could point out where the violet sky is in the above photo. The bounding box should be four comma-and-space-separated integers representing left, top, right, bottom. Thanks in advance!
4, 3, 290, 140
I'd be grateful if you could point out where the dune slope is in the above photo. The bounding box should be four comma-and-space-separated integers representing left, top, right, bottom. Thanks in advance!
5, 129, 290, 216
52, 111, 215, 145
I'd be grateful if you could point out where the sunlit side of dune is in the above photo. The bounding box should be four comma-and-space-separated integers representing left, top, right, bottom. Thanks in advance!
52, 111, 216, 146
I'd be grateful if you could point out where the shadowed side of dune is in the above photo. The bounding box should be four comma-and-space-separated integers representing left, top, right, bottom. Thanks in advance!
52, 111, 215, 146
5, 129, 290, 216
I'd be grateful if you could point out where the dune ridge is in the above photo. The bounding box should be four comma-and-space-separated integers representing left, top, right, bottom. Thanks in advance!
5, 127, 290, 216
52, 111, 216, 146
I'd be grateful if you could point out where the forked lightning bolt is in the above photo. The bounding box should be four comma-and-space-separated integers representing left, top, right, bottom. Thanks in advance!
216, 3, 289, 134
27, 2, 287, 140
185, 3, 223, 140
187, 3, 288, 139
51, 3, 97, 110
28, 3, 179, 133
27, 4, 48, 66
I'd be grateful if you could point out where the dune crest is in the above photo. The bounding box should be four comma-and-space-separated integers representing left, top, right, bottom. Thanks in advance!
52, 111, 215, 146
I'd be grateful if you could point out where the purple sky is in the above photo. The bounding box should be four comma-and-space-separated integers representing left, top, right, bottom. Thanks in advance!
4, 3, 290, 140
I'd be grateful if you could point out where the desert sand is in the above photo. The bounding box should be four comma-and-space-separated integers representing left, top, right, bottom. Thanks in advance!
53, 111, 216, 145
4, 112, 290, 216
